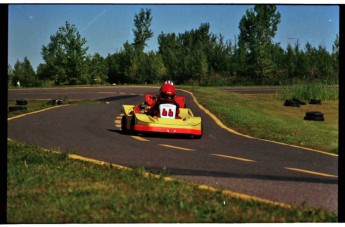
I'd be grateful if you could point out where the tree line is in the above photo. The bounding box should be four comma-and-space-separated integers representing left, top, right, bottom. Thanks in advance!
8, 6, 339, 87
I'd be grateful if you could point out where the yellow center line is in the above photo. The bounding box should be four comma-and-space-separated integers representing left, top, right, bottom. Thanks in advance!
285, 167, 338, 178
211, 153, 256, 162
131, 136, 150, 142
159, 144, 195, 151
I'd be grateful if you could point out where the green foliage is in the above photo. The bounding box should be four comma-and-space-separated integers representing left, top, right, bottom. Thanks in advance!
41, 21, 89, 85
238, 5, 281, 85
11, 57, 42, 87
8, 64, 14, 85
86, 53, 108, 84
132, 8, 153, 52
158, 23, 235, 85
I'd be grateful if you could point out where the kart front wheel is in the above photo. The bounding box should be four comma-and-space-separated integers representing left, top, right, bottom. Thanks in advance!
121, 115, 129, 134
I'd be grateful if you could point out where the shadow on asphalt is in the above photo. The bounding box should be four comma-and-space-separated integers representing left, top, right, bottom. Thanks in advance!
107, 129, 122, 134
107, 129, 201, 140
139, 167, 338, 185
97, 95, 140, 102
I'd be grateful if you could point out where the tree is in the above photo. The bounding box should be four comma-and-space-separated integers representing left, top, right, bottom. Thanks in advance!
86, 53, 107, 84
36, 63, 53, 81
132, 8, 153, 52
12, 57, 39, 87
158, 32, 182, 81
331, 34, 339, 83
8, 64, 14, 85
283, 43, 297, 80
158, 23, 226, 84
108, 8, 155, 85
41, 21, 89, 85
238, 5, 281, 84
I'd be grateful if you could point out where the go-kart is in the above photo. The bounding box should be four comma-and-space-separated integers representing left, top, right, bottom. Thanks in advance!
120, 94, 202, 138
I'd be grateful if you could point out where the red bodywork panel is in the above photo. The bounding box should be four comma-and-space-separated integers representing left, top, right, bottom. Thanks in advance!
134, 125, 202, 135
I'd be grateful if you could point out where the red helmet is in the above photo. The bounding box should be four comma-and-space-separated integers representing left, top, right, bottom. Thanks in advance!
159, 83, 176, 101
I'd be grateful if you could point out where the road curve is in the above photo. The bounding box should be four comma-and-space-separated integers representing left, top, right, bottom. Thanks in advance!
8, 86, 338, 211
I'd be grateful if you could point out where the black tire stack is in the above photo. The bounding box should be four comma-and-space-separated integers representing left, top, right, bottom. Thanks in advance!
309, 99, 321, 105
284, 98, 307, 107
304, 111, 324, 121
284, 99, 300, 107
284, 98, 324, 121
8, 99, 28, 112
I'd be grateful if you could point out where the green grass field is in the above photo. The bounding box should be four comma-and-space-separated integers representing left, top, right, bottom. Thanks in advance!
186, 87, 338, 154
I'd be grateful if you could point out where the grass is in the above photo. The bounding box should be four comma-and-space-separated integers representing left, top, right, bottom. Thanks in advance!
7, 140, 338, 223
8, 100, 53, 118
184, 86, 338, 154
276, 82, 339, 101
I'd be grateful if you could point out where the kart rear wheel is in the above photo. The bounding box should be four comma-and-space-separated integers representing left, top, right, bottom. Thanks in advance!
130, 117, 137, 135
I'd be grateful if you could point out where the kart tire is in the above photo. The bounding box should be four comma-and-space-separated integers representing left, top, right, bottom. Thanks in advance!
309, 99, 321, 105
9, 106, 27, 112
121, 115, 129, 134
16, 99, 28, 105
130, 116, 136, 135
284, 100, 300, 107
306, 111, 324, 118
193, 134, 202, 139
304, 116, 324, 121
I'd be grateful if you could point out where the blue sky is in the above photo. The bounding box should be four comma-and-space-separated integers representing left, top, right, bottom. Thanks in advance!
8, 4, 339, 71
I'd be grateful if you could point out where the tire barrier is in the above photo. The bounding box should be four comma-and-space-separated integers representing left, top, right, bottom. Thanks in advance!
304, 111, 324, 121
16, 99, 28, 105
284, 100, 300, 107
309, 99, 321, 105
8, 106, 27, 112
283, 99, 325, 122
9, 99, 28, 112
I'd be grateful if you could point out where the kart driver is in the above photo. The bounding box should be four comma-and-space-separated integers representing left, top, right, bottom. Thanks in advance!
147, 81, 180, 117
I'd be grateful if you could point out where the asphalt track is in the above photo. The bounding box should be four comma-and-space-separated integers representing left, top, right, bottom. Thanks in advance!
8, 86, 338, 211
